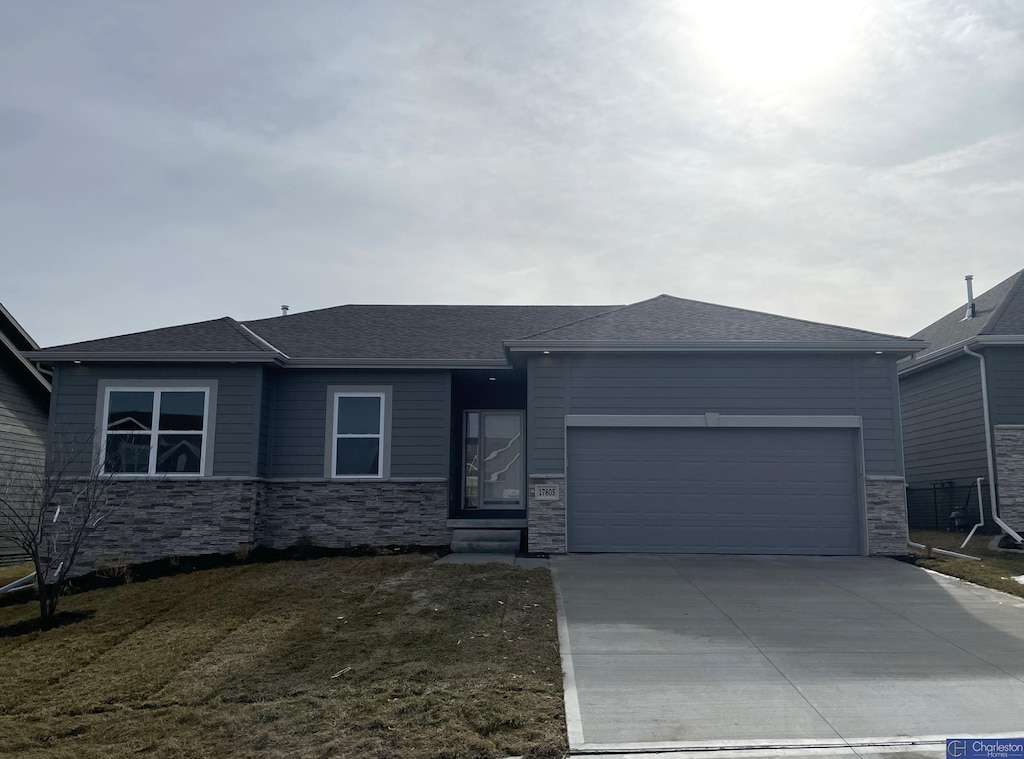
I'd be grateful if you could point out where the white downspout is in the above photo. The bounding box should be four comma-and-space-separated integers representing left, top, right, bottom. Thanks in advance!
960, 477, 986, 549
964, 345, 1024, 544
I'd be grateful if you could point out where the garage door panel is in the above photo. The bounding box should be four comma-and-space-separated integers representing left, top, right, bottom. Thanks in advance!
567, 427, 861, 555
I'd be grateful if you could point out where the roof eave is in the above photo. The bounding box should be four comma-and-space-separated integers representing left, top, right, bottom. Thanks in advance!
283, 358, 511, 369
0, 302, 40, 351
898, 335, 1024, 375
1, 332, 51, 393
505, 339, 928, 355
25, 350, 284, 365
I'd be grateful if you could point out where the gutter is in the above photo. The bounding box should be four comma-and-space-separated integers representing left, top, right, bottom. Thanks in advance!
963, 345, 1024, 544
505, 339, 928, 355
1, 331, 51, 392
899, 335, 1024, 376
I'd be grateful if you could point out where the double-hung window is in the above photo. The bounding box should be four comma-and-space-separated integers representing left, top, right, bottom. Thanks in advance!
102, 387, 210, 475
331, 391, 387, 478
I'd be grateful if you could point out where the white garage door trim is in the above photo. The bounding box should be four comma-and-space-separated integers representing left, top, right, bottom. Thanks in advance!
563, 414, 868, 555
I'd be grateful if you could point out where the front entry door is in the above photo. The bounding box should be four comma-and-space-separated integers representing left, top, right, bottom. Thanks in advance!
464, 411, 524, 510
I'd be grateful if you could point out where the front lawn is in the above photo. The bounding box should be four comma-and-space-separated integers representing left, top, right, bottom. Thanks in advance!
0, 554, 566, 759
909, 529, 1024, 600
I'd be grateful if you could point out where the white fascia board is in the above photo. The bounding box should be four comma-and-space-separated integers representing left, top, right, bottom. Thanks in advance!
897, 335, 1024, 376
505, 339, 928, 354
0, 331, 51, 392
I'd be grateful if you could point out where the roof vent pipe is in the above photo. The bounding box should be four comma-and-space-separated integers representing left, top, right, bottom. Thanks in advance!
281, 305, 290, 316
964, 275, 976, 319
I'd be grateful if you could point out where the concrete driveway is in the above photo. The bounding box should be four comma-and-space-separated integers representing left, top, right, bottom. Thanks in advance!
551, 555, 1024, 755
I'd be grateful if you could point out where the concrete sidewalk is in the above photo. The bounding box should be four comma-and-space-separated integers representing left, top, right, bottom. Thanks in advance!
552, 555, 1024, 754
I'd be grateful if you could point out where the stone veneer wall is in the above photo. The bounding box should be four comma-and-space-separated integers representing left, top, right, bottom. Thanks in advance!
864, 476, 908, 555
527, 475, 566, 553
65, 478, 449, 577
995, 425, 1024, 534
256, 480, 450, 549
70, 479, 262, 577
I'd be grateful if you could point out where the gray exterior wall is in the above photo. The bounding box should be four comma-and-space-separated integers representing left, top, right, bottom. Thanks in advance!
899, 353, 987, 485
269, 370, 450, 479
51, 363, 263, 477
528, 352, 904, 475
0, 352, 49, 563
986, 347, 1024, 426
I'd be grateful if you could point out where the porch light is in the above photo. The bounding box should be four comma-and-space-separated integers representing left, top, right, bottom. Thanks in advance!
875, 351, 883, 355
542, 350, 550, 354
488, 377, 497, 381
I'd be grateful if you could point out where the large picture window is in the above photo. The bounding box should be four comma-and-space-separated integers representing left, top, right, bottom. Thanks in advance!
332, 392, 386, 478
102, 387, 210, 475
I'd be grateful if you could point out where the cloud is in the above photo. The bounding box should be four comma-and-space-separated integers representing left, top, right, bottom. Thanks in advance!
2, 0, 1023, 345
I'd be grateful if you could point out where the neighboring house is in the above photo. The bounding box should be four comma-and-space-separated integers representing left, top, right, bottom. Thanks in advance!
0, 303, 51, 566
26, 295, 924, 573
899, 271, 1024, 538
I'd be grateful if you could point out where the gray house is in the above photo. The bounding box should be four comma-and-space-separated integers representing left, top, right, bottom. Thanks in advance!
27, 294, 924, 572
899, 271, 1024, 538
0, 303, 51, 565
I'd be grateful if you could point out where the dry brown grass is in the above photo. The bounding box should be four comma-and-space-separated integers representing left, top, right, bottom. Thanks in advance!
0, 562, 33, 588
0, 554, 567, 759
909, 529, 1024, 600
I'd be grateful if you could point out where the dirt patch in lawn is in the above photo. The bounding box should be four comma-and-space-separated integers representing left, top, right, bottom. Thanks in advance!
0, 554, 566, 759
907, 529, 1024, 600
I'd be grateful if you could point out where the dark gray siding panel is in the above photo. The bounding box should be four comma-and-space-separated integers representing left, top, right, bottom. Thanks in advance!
987, 347, 1024, 426
270, 370, 450, 478
256, 370, 274, 478
0, 354, 48, 461
0, 354, 48, 563
51, 363, 262, 477
528, 353, 902, 475
899, 354, 987, 485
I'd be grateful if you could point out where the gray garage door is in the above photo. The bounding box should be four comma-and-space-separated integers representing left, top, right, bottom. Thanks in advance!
567, 426, 862, 555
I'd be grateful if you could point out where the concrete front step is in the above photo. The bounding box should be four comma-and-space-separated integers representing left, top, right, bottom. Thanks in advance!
451, 528, 522, 554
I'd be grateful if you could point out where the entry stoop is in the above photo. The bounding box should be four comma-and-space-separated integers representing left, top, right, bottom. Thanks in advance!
451, 528, 522, 554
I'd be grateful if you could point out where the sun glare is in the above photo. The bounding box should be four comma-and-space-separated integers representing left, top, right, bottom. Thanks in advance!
691, 0, 866, 94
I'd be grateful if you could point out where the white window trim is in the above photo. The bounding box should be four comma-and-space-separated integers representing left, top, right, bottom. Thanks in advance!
96, 381, 217, 477
326, 385, 392, 479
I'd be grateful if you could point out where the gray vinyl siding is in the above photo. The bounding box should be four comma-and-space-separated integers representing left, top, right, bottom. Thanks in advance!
0, 354, 48, 563
51, 363, 262, 477
269, 370, 450, 479
528, 352, 904, 475
899, 354, 987, 485
0, 354, 48, 463
986, 347, 1024, 426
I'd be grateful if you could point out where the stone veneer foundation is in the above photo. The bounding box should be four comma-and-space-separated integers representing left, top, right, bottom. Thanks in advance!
864, 476, 909, 555
67, 478, 450, 577
995, 425, 1024, 535
527, 474, 566, 553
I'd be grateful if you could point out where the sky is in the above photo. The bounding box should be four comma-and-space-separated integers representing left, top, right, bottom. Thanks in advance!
3, 0, 1024, 348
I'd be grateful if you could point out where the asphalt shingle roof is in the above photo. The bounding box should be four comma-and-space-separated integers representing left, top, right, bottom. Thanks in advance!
516, 295, 909, 343
29, 294, 920, 364
32, 317, 275, 356
245, 305, 615, 361
910, 270, 1024, 356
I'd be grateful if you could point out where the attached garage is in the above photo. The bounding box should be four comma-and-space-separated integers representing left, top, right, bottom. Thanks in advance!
566, 420, 863, 555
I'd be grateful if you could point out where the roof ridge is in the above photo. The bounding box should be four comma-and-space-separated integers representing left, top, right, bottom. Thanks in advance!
232, 318, 289, 357
515, 302, 633, 339
521, 293, 907, 341
980, 269, 1024, 336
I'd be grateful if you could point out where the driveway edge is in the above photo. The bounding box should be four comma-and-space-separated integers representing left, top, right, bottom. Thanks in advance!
549, 558, 586, 749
